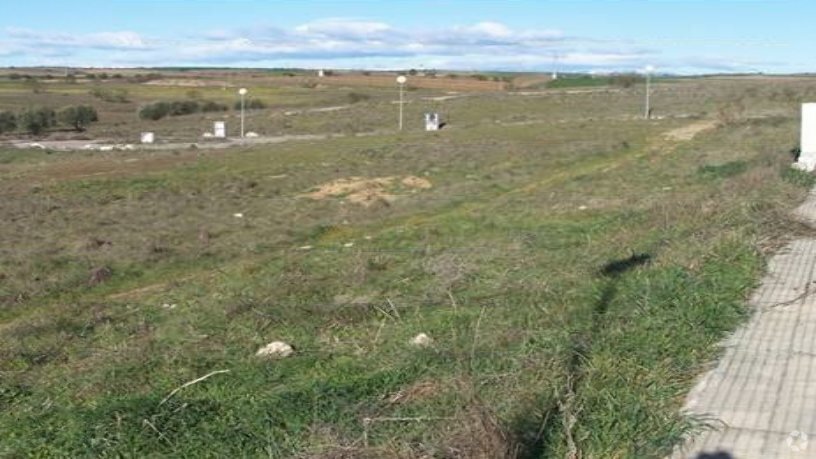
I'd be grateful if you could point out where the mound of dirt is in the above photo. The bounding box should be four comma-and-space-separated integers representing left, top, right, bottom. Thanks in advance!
304, 175, 432, 206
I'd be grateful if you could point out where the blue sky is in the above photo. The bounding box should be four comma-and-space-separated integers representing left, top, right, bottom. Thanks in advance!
0, 0, 811, 74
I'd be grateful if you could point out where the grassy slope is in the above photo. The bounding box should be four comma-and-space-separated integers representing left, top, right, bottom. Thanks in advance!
1, 79, 815, 457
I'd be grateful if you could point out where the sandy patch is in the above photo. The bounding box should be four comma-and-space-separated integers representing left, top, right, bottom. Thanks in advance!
662, 120, 718, 142
304, 175, 432, 206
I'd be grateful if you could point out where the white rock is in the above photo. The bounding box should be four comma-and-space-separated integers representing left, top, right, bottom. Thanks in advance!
299, 245, 313, 250
233, 213, 244, 218
343, 242, 354, 248
578, 205, 588, 210
410, 333, 433, 348
256, 341, 294, 358
245, 131, 259, 138
161, 303, 177, 309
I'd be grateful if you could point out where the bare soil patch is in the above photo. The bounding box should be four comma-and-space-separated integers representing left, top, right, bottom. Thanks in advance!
304, 175, 432, 206
662, 120, 718, 141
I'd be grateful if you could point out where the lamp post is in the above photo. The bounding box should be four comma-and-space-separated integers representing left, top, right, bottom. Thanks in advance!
396, 75, 407, 130
644, 65, 654, 120
238, 87, 247, 138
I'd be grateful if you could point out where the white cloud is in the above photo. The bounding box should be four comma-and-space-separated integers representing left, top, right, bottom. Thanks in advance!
4, 27, 151, 51
294, 18, 392, 39
0, 20, 778, 73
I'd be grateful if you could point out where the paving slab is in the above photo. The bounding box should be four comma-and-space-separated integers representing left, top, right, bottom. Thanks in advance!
672, 190, 816, 459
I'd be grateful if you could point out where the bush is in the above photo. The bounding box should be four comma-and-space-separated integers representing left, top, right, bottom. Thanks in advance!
58, 105, 99, 131
201, 101, 228, 112
0, 111, 16, 133
168, 100, 200, 116
90, 87, 130, 103
138, 102, 171, 121
234, 99, 267, 110
347, 92, 370, 104
19, 107, 56, 135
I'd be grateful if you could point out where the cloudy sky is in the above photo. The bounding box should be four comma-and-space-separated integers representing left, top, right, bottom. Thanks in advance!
0, 0, 811, 74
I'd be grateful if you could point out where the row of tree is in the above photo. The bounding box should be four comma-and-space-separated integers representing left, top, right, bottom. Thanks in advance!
0, 105, 98, 135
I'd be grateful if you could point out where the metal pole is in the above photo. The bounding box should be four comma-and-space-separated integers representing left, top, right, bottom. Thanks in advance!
240, 93, 245, 138
399, 83, 404, 130
644, 73, 651, 119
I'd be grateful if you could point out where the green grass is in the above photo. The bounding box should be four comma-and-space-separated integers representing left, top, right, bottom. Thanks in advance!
0, 76, 813, 457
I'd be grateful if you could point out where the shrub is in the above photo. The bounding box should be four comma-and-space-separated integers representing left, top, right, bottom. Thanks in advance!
201, 101, 228, 112
234, 99, 267, 110
168, 100, 200, 116
58, 105, 99, 131
0, 110, 16, 133
90, 87, 130, 103
19, 107, 56, 135
347, 92, 371, 104
138, 102, 171, 120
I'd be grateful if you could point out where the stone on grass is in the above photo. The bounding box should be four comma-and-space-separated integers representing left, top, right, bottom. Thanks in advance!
256, 341, 294, 359
410, 333, 433, 348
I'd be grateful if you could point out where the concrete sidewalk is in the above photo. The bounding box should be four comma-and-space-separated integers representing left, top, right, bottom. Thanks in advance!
674, 190, 816, 458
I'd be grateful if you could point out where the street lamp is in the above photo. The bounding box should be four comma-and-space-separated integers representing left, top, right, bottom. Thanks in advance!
396, 75, 407, 130
644, 65, 654, 120
238, 87, 248, 138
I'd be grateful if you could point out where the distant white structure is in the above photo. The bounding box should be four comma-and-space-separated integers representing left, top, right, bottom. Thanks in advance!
424, 112, 440, 131
140, 132, 154, 144
317, 69, 325, 78
797, 103, 816, 171
214, 121, 226, 138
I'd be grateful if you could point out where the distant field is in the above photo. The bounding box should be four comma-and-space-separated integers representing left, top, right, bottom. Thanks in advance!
1, 72, 816, 457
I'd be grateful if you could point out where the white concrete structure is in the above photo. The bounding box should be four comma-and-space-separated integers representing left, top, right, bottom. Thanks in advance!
797, 103, 816, 171
140, 132, 154, 144
424, 112, 440, 131
214, 121, 226, 138
672, 191, 816, 458
317, 69, 325, 78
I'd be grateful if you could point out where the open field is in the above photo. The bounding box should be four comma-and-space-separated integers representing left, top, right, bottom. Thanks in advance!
1, 72, 816, 457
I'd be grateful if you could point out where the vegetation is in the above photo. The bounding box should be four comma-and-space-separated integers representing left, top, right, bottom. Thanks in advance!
546, 74, 645, 89
58, 105, 99, 132
90, 86, 130, 103
138, 101, 172, 120
234, 98, 267, 110
18, 106, 56, 134
0, 110, 16, 133
139, 100, 230, 120
0, 71, 815, 456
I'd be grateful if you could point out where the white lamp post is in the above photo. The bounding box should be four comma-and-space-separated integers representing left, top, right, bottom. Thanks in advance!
238, 87, 248, 138
396, 75, 407, 130
644, 65, 654, 119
